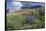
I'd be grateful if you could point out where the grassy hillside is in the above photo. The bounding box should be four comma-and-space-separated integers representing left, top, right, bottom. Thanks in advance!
7, 7, 45, 30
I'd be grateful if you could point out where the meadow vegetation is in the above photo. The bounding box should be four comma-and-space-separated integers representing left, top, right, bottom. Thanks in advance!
7, 7, 45, 30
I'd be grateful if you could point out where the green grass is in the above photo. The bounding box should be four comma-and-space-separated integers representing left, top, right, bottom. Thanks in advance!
7, 8, 45, 30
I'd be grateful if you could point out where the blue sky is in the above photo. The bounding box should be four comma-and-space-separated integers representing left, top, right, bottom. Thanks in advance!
7, 0, 14, 9
7, 0, 45, 10
7, 0, 12, 2
7, 0, 22, 10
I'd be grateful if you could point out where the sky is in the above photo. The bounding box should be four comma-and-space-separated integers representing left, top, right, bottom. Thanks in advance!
7, 0, 13, 9
7, 0, 45, 10
7, 0, 22, 10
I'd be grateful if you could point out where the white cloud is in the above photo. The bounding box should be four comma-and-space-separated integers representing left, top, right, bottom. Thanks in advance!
12, 2, 22, 7
11, 2, 22, 11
